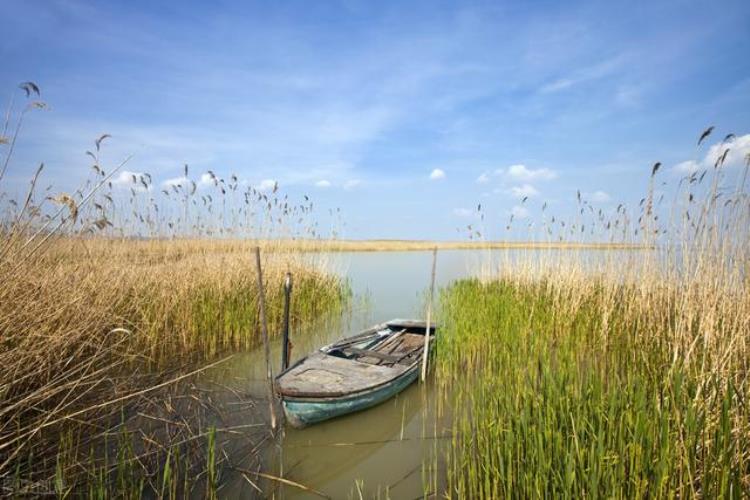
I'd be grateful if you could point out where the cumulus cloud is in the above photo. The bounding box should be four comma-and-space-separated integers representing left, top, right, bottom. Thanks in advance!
315, 179, 332, 188
256, 179, 277, 192
510, 184, 539, 198
429, 168, 445, 180
162, 175, 198, 194
505, 164, 557, 182
111, 170, 150, 191
199, 173, 216, 187
111, 170, 141, 185
672, 160, 700, 174
453, 208, 472, 217
704, 134, 750, 168
343, 179, 361, 190
590, 190, 611, 202
476, 172, 490, 184
511, 205, 529, 219
163, 176, 188, 188
672, 134, 750, 175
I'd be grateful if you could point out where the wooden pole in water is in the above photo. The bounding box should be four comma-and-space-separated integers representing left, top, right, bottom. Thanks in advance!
281, 272, 293, 371
420, 247, 437, 383
254, 246, 278, 431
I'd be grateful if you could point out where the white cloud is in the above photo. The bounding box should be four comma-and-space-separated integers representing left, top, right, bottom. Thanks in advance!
162, 175, 199, 193
506, 164, 557, 182
111, 170, 141, 185
453, 208, 472, 217
704, 134, 750, 168
111, 170, 150, 191
539, 55, 626, 94
315, 179, 332, 188
476, 172, 490, 184
429, 168, 446, 180
163, 176, 187, 188
590, 190, 611, 202
511, 205, 529, 219
199, 173, 216, 187
671, 134, 750, 176
510, 184, 539, 198
256, 179, 277, 192
343, 179, 361, 190
672, 160, 700, 175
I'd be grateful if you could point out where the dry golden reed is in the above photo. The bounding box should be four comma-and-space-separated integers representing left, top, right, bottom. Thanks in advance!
0, 82, 348, 493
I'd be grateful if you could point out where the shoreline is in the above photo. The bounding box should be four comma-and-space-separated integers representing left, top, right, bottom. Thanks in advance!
62, 237, 650, 252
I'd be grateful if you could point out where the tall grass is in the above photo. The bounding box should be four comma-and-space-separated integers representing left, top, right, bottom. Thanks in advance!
435, 129, 749, 497
0, 82, 349, 495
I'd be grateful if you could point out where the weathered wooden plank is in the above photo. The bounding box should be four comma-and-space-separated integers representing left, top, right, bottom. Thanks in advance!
277, 351, 409, 397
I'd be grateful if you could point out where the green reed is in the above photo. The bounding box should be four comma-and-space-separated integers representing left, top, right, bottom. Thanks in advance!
435, 279, 748, 498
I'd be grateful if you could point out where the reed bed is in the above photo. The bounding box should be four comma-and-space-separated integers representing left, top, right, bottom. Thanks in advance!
434, 130, 750, 498
0, 82, 349, 496
0, 235, 348, 497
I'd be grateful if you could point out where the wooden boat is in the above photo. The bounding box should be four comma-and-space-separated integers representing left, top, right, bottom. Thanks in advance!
275, 319, 436, 428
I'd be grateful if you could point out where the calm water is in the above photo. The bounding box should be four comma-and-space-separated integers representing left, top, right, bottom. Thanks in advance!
207, 248, 649, 498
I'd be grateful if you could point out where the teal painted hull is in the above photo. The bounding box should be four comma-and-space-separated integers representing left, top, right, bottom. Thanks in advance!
282, 364, 419, 428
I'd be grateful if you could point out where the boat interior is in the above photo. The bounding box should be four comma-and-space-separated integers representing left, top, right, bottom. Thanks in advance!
276, 321, 435, 398
325, 323, 431, 367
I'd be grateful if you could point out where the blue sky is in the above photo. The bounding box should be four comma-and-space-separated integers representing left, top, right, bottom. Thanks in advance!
2, 0, 749, 239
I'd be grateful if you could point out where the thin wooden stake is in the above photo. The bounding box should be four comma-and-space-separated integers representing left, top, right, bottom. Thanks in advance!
281, 272, 293, 370
254, 246, 278, 431
420, 247, 438, 382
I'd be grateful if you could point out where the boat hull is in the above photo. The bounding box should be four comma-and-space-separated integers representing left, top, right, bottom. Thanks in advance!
281, 363, 419, 428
